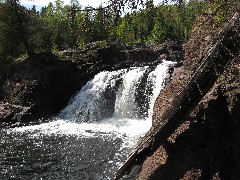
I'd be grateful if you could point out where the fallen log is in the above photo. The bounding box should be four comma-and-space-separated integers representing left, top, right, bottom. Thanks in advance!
115, 11, 240, 179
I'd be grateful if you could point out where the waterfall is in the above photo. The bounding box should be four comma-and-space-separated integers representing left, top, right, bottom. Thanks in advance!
57, 69, 127, 122
5, 60, 176, 179
58, 60, 175, 124
114, 67, 147, 119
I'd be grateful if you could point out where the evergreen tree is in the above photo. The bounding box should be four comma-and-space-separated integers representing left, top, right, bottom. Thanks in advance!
92, 6, 109, 42
0, 0, 32, 57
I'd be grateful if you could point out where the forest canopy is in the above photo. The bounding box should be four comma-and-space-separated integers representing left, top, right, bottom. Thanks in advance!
0, 0, 238, 60
0, 0, 206, 58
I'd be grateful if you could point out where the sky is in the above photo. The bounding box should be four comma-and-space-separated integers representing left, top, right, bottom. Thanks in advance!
20, 0, 163, 10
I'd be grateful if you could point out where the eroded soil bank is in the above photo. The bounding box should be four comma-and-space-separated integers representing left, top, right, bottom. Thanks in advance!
136, 10, 240, 180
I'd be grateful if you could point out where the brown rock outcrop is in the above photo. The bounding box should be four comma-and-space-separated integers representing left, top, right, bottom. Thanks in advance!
115, 5, 240, 180
137, 8, 240, 180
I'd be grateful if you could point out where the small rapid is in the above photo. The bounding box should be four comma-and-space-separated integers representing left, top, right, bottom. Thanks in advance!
0, 60, 176, 179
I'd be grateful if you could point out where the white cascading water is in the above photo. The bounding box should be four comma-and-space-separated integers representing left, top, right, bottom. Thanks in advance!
59, 60, 174, 123
49, 60, 175, 147
6, 60, 176, 179
147, 61, 174, 118
113, 67, 147, 119
57, 69, 127, 122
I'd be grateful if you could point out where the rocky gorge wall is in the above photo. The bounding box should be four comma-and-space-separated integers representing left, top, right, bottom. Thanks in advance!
136, 9, 240, 180
138, 58, 240, 180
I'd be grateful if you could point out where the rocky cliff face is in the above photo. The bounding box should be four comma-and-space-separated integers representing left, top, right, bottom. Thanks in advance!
139, 59, 240, 179
0, 53, 81, 126
138, 8, 240, 180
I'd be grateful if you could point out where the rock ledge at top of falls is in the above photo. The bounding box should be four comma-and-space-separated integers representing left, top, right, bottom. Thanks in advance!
0, 41, 183, 127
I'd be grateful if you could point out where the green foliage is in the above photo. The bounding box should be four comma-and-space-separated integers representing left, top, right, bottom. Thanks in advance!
0, 2, 28, 57
114, 15, 135, 44
1, 0, 236, 57
0, 55, 12, 99
92, 7, 109, 42
114, 1, 205, 45
0, 0, 203, 57
205, 0, 236, 27
39, 1, 69, 50
0, 0, 54, 56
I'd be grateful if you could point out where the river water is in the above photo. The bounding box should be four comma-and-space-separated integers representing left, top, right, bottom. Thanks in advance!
0, 60, 175, 179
